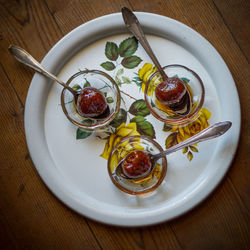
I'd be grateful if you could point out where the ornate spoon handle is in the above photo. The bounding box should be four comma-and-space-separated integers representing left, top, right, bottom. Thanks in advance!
122, 7, 167, 80
8, 45, 76, 96
153, 121, 232, 162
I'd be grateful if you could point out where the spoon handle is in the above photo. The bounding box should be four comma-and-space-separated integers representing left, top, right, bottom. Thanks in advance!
121, 7, 167, 80
153, 121, 232, 161
8, 45, 75, 95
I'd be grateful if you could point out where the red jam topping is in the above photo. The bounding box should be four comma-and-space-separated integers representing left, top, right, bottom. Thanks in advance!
155, 77, 186, 104
77, 87, 107, 118
122, 151, 152, 178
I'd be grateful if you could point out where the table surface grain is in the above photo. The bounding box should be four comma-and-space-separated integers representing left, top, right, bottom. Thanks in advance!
0, 0, 249, 249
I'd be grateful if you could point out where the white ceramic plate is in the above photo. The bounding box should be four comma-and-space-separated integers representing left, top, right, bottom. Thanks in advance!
24, 12, 240, 226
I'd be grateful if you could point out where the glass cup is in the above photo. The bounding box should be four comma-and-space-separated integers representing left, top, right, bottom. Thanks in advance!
61, 69, 121, 131
144, 64, 205, 126
108, 135, 167, 195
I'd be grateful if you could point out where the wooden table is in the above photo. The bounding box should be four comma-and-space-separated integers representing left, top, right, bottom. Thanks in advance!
0, 0, 249, 249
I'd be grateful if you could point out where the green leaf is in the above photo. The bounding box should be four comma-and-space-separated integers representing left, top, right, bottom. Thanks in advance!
122, 76, 131, 84
105, 42, 119, 61
116, 68, 124, 76
187, 151, 193, 161
130, 115, 146, 123
83, 81, 91, 88
106, 97, 114, 103
129, 99, 150, 117
72, 84, 82, 91
134, 80, 142, 87
135, 118, 156, 139
76, 128, 92, 139
100, 61, 116, 71
182, 147, 188, 154
119, 37, 138, 57
103, 92, 107, 97
150, 100, 156, 107
121, 56, 142, 69
81, 119, 94, 126
163, 123, 172, 132
189, 145, 198, 153
115, 76, 122, 86
181, 77, 190, 83
165, 132, 178, 149
132, 76, 142, 87
109, 108, 127, 128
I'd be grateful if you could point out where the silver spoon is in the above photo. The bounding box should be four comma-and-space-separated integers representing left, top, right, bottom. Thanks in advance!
121, 7, 192, 116
8, 45, 110, 119
115, 121, 232, 180
8, 45, 78, 97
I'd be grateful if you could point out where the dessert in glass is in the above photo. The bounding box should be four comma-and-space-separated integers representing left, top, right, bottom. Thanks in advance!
144, 64, 205, 126
61, 69, 121, 131
108, 135, 167, 195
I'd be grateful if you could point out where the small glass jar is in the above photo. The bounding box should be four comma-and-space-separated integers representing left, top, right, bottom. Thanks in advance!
108, 136, 167, 195
61, 69, 121, 131
144, 64, 205, 126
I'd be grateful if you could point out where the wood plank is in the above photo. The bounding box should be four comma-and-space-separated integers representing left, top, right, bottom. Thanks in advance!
170, 178, 249, 249
87, 222, 182, 249
0, 64, 101, 249
45, 0, 131, 34
213, 0, 250, 62
0, 0, 63, 103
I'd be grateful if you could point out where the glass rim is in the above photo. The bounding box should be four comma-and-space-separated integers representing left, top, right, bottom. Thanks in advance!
60, 69, 121, 130
107, 135, 167, 195
144, 64, 205, 126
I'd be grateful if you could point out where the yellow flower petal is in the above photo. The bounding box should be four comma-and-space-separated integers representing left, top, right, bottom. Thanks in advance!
116, 122, 125, 131
202, 108, 211, 120
141, 82, 145, 93
100, 140, 110, 159
143, 68, 156, 83
171, 124, 178, 132
100, 134, 116, 160
138, 63, 153, 79
177, 133, 183, 143
183, 124, 191, 135
179, 126, 185, 137
183, 132, 191, 141
117, 128, 132, 137
108, 134, 116, 147
113, 137, 121, 147
128, 130, 140, 137
126, 122, 137, 130
198, 114, 208, 128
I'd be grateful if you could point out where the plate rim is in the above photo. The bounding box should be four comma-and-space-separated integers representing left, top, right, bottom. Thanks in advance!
24, 11, 241, 226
